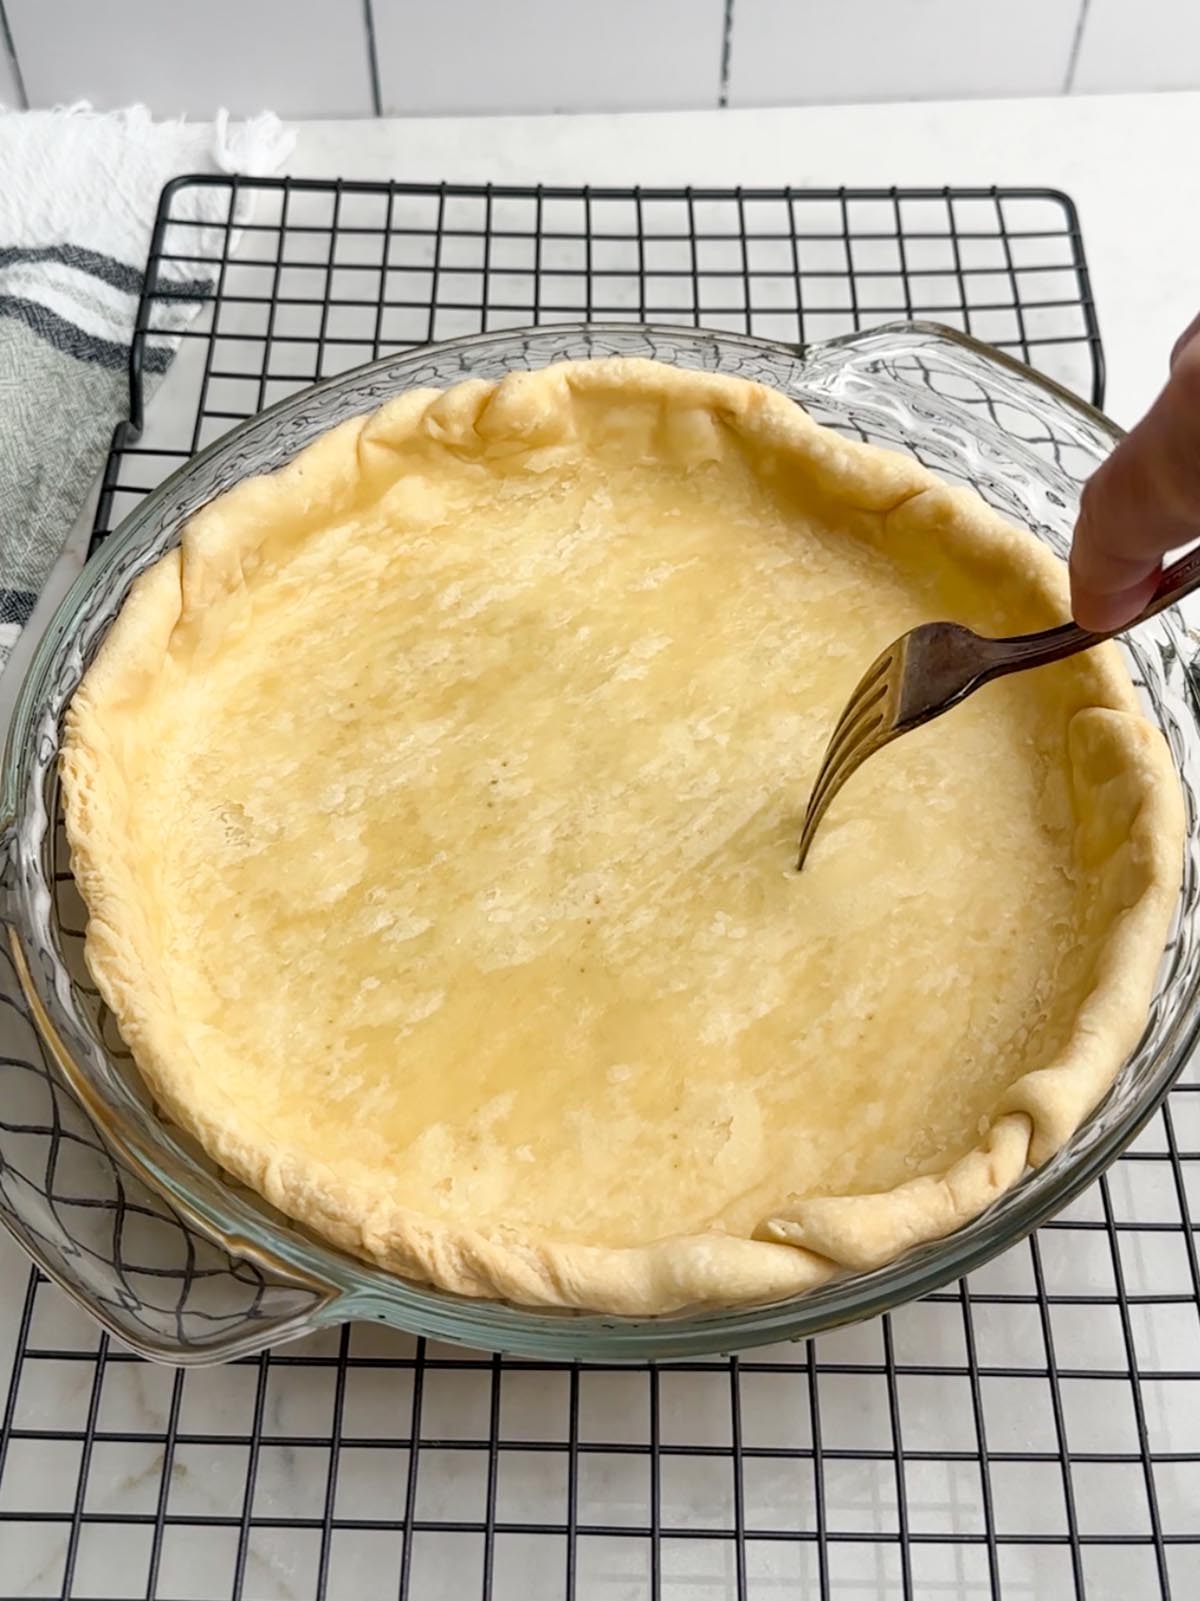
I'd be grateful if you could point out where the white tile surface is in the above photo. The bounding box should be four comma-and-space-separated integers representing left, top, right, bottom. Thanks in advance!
728, 0, 1081, 107
373, 0, 725, 115
5, 0, 374, 117
1073, 0, 1200, 92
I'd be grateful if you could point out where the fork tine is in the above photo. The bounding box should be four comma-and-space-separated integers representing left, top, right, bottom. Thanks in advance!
798, 719, 897, 865
844, 649, 893, 703
819, 678, 890, 767
797, 728, 883, 868
810, 651, 896, 799
796, 647, 899, 869
804, 711, 886, 829
795, 778, 837, 871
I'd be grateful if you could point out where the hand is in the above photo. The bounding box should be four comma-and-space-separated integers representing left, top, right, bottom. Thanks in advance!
1069, 311, 1200, 632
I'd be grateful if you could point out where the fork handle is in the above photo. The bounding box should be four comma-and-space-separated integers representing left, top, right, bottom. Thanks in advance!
981, 544, 1200, 677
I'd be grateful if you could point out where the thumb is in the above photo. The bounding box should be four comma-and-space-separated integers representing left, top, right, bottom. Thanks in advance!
1070, 336, 1200, 631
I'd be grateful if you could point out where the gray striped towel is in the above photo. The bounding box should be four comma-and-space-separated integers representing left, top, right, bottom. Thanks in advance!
0, 105, 292, 670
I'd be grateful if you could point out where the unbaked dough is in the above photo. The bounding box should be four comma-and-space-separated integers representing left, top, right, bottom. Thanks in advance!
61, 357, 1183, 1314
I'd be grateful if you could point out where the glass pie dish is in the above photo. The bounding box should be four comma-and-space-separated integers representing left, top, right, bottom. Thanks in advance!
2, 321, 1197, 1364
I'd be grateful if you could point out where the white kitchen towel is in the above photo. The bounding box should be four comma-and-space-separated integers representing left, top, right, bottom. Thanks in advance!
0, 105, 294, 669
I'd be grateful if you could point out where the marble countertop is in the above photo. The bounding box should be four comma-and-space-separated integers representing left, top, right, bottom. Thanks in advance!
2, 91, 1199, 1601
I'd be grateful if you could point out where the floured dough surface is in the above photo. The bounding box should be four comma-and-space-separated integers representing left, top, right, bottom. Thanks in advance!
61, 358, 1183, 1313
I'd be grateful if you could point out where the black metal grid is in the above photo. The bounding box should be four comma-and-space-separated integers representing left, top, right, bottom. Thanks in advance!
90, 177, 1104, 549
0, 179, 1195, 1601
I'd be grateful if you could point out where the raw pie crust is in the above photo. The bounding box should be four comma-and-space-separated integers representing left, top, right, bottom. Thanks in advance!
62, 357, 1184, 1315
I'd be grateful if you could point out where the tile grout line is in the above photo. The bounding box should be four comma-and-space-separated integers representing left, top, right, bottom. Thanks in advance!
719, 0, 735, 107
363, 0, 383, 117
0, 1, 28, 110
1063, 0, 1092, 94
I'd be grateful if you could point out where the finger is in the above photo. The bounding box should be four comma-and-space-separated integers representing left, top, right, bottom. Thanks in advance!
1070, 493, 1179, 633
1068, 450, 1176, 621
1171, 310, 1200, 369
1069, 459, 1167, 595
1069, 565, 1160, 633
1070, 346, 1200, 625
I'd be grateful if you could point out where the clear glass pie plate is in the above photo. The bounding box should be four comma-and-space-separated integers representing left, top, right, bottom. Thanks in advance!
2, 321, 1198, 1364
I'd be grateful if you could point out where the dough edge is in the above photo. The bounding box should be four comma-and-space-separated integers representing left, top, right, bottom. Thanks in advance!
60, 356, 1185, 1316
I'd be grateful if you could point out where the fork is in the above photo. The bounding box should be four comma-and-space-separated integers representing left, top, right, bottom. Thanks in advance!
796, 546, 1200, 869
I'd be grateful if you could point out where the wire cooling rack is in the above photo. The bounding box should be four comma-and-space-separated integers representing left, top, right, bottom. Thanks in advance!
0, 179, 1195, 1601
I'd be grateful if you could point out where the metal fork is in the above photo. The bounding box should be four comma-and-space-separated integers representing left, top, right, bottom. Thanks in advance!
797, 546, 1200, 869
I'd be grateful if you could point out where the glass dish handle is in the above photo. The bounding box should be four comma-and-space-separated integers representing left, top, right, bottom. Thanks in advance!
795, 319, 1121, 506
0, 821, 349, 1363
796, 322, 1200, 662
